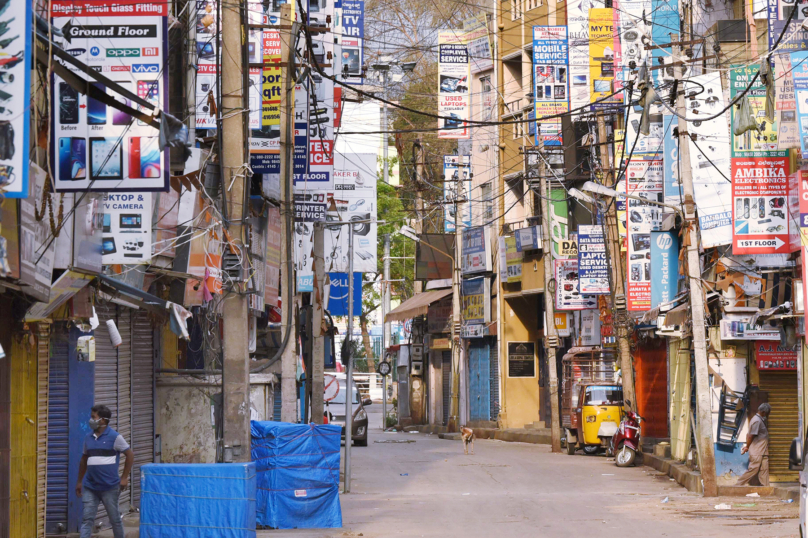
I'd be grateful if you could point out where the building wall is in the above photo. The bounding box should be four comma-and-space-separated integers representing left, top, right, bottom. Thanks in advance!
668, 338, 691, 461
10, 329, 38, 538
500, 296, 541, 428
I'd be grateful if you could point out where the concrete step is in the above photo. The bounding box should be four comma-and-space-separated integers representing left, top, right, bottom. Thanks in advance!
525, 421, 546, 430
640, 449, 703, 493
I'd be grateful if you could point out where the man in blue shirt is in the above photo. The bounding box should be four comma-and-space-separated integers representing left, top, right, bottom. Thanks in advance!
75, 404, 135, 538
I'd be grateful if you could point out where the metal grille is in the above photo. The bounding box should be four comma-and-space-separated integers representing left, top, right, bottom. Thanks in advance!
442, 351, 451, 426
46, 326, 69, 534
273, 383, 282, 421
759, 371, 799, 482
489, 339, 500, 422
37, 323, 51, 538
116, 310, 131, 511
131, 311, 154, 507
93, 305, 118, 527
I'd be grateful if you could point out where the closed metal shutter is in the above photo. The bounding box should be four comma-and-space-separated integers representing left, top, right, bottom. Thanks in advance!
468, 343, 490, 422
93, 305, 118, 528
36, 323, 51, 538
442, 351, 451, 426
273, 383, 282, 421
489, 340, 500, 421
46, 327, 69, 534
759, 371, 799, 482
116, 310, 131, 511
131, 311, 154, 507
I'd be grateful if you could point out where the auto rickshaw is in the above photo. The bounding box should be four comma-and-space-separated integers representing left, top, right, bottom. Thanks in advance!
561, 347, 623, 455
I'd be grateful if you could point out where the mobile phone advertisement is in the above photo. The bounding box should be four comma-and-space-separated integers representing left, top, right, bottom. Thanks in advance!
51, 0, 169, 192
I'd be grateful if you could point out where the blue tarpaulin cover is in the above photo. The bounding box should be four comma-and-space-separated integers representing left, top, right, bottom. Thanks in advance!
139, 462, 256, 538
251, 421, 342, 529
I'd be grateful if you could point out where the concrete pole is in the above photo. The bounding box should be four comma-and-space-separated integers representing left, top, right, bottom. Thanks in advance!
382, 71, 389, 185
311, 224, 325, 424
448, 170, 464, 432
382, 233, 391, 430
672, 36, 718, 497
279, 3, 298, 423
221, 0, 250, 461
538, 143, 561, 453
414, 140, 424, 294
344, 226, 355, 493
595, 113, 636, 410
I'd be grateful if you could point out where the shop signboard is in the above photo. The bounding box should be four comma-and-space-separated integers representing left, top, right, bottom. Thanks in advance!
465, 14, 492, 73
555, 259, 597, 310
650, 231, 677, 308
730, 65, 778, 156
341, 0, 364, 83
461, 226, 491, 274
554, 312, 571, 337
755, 341, 798, 370
532, 26, 569, 147
326, 272, 362, 317
567, 0, 592, 111
51, 0, 170, 192
462, 276, 490, 325
444, 155, 472, 232
507, 342, 536, 378
427, 295, 453, 333
625, 160, 663, 310
719, 319, 781, 340
515, 226, 541, 252
438, 31, 470, 139
588, 8, 621, 110
505, 236, 522, 283
101, 193, 152, 264
578, 225, 609, 294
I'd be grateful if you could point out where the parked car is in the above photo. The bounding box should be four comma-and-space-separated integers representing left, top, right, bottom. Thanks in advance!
326, 379, 371, 446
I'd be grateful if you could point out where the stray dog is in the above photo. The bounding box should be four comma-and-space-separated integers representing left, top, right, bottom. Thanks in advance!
460, 426, 474, 455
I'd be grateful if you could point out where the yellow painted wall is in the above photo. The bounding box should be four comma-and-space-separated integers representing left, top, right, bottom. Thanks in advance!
668, 338, 692, 461
10, 332, 37, 538
500, 296, 541, 429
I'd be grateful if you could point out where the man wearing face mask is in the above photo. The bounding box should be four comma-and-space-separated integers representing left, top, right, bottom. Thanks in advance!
75, 404, 135, 538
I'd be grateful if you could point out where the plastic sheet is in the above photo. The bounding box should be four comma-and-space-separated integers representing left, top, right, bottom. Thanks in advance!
139, 463, 256, 538
251, 421, 342, 529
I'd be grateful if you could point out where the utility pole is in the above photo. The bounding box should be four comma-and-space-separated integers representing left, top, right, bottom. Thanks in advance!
221, 0, 250, 461
382, 233, 391, 430
595, 112, 636, 410
448, 168, 464, 432
672, 36, 718, 497
311, 223, 325, 424
413, 140, 425, 293
538, 143, 561, 453
344, 227, 355, 493
279, 3, 298, 423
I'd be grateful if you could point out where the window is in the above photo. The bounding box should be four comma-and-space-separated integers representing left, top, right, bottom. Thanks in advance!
584, 385, 623, 406
526, 0, 542, 11
511, 0, 523, 20
481, 182, 494, 220
513, 114, 524, 139
480, 76, 494, 120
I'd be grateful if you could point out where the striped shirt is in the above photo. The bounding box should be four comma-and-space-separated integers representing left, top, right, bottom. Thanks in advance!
83, 426, 130, 492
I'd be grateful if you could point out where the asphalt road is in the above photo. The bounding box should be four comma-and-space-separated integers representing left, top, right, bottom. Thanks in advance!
259, 408, 799, 538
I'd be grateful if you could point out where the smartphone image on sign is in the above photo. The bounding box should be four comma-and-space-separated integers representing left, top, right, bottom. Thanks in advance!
112, 81, 132, 125
87, 83, 107, 125
58, 137, 72, 180
103, 213, 111, 233
129, 136, 161, 178
137, 81, 159, 126
71, 138, 86, 179
90, 137, 123, 179
59, 83, 79, 125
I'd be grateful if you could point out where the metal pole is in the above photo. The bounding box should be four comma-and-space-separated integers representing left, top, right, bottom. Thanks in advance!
344, 226, 355, 493
221, 0, 250, 461
382, 71, 389, 185
672, 35, 718, 497
448, 166, 464, 432
382, 233, 391, 430
538, 143, 561, 453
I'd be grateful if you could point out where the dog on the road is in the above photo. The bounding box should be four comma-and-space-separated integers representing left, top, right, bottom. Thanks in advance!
460, 426, 474, 455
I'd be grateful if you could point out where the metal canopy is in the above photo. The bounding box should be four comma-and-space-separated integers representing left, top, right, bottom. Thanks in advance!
385, 289, 453, 323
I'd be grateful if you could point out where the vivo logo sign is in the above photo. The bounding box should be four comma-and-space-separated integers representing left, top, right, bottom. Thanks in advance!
655, 234, 673, 250
132, 63, 159, 73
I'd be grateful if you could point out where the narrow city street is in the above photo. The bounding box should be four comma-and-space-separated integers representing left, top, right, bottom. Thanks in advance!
260, 409, 799, 538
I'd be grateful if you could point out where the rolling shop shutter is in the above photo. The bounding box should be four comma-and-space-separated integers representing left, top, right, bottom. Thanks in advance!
130, 311, 154, 507
442, 351, 451, 426
489, 340, 500, 422
758, 371, 799, 482
468, 343, 490, 422
46, 327, 69, 534
116, 310, 131, 511
273, 383, 282, 421
36, 323, 51, 538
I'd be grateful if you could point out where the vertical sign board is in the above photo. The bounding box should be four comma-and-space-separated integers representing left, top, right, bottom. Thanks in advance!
461, 227, 492, 274
790, 52, 808, 156
774, 55, 799, 151
555, 259, 597, 310
265, 206, 281, 308
532, 26, 569, 147
444, 155, 472, 232
261, 29, 282, 127
567, 0, 591, 112
341, 0, 364, 84
577, 225, 609, 295
507, 342, 536, 378
687, 73, 732, 248
588, 9, 621, 110
731, 154, 792, 254
51, 0, 170, 192
462, 277, 491, 331
19, 165, 55, 302
549, 188, 569, 257
505, 236, 522, 283
0, 0, 32, 197
730, 65, 779, 155
662, 114, 682, 208
327, 272, 362, 316
625, 159, 662, 310
650, 0, 679, 84
650, 231, 677, 309
438, 31, 471, 139
101, 193, 152, 264
464, 14, 492, 73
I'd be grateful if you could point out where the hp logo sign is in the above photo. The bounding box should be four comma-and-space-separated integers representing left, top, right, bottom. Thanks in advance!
656, 234, 673, 250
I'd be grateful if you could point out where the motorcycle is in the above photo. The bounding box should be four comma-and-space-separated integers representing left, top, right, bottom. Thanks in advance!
611, 401, 643, 467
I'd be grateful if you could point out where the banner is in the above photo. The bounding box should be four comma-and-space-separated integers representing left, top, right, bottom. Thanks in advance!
505, 236, 522, 283
578, 225, 609, 294
341, 0, 364, 83
462, 276, 491, 325
262, 29, 282, 126
650, 231, 677, 308
774, 54, 799, 150
650, 0, 679, 84
625, 160, 662, 311
730, 65, 779, 156
532, 26, 569, 147
101, 193, 152, 264
555, 259, 596, 310
662, 114, 682, 208
19, 165, 55, 302
464, 14, 492, 73
588, 8, 620, 110
790, 52, 808, 156
731, 153, 792, 254
327, 272, 362, 316
52, 0, 170, 192
686, 73, 732, 247
438, 31, 470, 139
549, 187, 569, 257
461, 226, 492, 274
444, 155, 472, 231
567, 0, 593, 111
0, 0, 32, 197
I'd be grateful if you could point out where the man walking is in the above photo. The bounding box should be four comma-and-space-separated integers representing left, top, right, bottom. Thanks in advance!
737, 402, 771, 487
76, 404, 134, 538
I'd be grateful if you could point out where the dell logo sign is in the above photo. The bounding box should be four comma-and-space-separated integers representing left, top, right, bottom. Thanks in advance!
132, 64, 159, 73
656, 234, 673, 250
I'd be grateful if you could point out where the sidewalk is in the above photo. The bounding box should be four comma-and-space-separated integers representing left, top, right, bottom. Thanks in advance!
402, 420, 553, 445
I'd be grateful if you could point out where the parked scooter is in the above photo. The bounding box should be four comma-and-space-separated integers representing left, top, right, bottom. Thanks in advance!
610, 400, 643, 467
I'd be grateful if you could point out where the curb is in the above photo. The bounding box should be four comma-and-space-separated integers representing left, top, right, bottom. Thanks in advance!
641, 450, 704, 493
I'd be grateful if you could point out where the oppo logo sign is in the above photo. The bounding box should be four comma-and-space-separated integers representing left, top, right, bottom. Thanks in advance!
656, 234, 673, 250
107, 48, 140, 58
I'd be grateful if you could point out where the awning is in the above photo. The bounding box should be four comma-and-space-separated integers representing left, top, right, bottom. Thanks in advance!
385, 289, 453, 323
663, 303, 689, 328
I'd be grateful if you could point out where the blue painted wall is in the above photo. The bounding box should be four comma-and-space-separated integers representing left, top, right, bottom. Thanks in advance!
67, 327, 95, 532
714, 442, 749, 479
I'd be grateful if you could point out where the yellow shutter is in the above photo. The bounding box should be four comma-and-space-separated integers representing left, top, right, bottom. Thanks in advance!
758, 371, 799, 482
